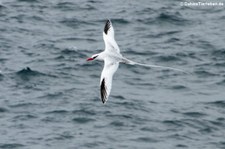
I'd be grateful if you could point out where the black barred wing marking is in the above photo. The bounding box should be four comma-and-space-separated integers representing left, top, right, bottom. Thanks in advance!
104, 19, 111, 35
100, 78, 107, 104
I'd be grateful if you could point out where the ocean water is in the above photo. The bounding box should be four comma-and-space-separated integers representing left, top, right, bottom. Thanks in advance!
0, 0, 225, 148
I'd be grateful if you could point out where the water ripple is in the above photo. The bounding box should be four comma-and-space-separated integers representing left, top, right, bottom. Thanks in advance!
0, 143, 24, 149
72, 117, 95, 124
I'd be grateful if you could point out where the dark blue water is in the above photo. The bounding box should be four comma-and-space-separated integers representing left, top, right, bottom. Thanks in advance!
0, 0, 225, 149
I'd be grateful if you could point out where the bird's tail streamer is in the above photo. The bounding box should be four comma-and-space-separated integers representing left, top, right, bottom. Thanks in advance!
122, 58, 188, 74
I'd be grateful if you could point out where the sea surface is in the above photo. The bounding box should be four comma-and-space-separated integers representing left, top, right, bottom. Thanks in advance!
0, 0, 225, 149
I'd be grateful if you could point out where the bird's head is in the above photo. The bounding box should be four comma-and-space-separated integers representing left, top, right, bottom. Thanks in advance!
86, 54, 99, 61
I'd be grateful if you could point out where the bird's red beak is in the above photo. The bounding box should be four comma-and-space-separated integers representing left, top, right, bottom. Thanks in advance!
86, 57, 94, 61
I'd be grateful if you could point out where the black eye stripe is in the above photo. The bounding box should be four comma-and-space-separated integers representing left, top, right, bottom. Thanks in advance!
93, 55, 98, 59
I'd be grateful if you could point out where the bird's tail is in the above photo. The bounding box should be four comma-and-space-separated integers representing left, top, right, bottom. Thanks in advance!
122, 57, 188, 73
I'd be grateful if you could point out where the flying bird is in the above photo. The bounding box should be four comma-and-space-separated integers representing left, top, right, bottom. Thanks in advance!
87, 19, 185, 104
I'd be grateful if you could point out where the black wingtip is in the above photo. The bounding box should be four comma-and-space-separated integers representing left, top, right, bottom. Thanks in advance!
104, 19, 111, 35
100, 78, 107, 104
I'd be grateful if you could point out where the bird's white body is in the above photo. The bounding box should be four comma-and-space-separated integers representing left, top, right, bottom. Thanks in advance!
87, 20, 186, 104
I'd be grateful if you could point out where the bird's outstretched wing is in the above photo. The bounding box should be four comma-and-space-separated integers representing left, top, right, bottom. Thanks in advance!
100, 60, 119, 104
103, 19, 120, 54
